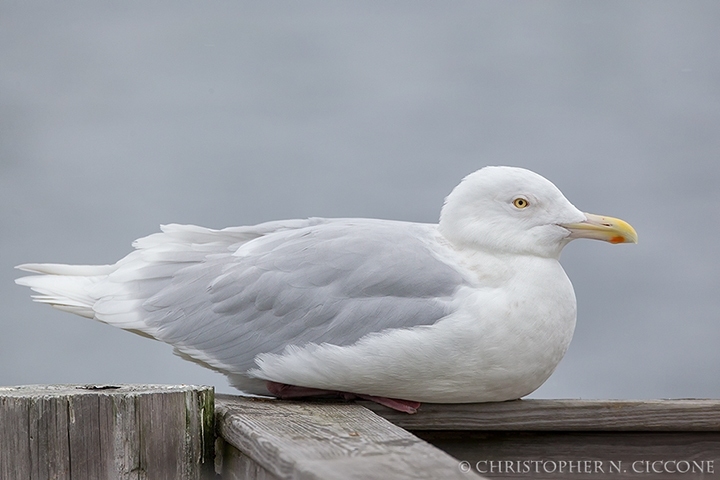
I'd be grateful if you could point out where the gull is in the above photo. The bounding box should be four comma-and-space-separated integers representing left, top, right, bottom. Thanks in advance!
16, 166, 637, 413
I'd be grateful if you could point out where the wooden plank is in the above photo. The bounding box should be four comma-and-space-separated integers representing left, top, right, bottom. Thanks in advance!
416, 431, 720, 479
358, 399, 720, 431
0, 384, 215, 480
216, 437, 280, 480
215, 395, 485, 480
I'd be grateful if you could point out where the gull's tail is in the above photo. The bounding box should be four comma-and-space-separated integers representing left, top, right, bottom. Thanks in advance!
15, 263, 114, 319
15, 263, 115, 318
13, 222, 279, 333
15, 220, 329, 323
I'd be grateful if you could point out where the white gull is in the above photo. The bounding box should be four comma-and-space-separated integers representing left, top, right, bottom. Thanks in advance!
16, 166, 637, 413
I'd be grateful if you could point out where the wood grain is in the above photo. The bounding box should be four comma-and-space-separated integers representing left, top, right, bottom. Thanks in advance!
216, 437, 280, 480
215, 394, 485, 480
0, 384, 215, 480
415, 431, 720, 480
358, 398, 720, 431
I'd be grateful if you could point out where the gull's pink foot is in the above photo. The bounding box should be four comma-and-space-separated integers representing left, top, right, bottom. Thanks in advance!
265, 381, 422, 414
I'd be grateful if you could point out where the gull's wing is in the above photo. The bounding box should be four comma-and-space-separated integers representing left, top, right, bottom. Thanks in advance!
18, 218, 471, 391
140, 219, 468, 372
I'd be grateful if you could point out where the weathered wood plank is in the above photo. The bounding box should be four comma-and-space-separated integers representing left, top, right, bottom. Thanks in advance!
215, 395, 484, 480
0, 384, 215, 480
359, 399, 720, 431
216, 437, 280, 480
416, 431, 720, 479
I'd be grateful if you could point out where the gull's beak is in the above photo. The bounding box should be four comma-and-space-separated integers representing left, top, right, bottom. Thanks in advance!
561, 213, 638, 244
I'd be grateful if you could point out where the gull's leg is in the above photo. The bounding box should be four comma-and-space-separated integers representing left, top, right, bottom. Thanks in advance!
265, 381, 421, 414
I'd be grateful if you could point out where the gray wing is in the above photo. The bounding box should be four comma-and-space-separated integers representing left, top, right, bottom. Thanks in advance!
136, 219, 470, 375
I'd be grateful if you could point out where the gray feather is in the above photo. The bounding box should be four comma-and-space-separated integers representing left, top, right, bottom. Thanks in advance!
139, 219, 469, 373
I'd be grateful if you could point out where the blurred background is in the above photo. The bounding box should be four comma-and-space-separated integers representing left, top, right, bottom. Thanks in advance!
2, 1, 718, 398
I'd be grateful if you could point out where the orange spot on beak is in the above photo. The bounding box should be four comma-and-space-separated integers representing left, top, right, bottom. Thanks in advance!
609, 236, 625, 244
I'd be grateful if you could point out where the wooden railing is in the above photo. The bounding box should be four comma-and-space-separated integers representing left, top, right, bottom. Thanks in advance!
0, 385, 215, 479
2, 385, 719, 479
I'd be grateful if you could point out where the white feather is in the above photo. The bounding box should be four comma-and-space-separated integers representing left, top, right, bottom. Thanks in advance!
15, 166, 620, 404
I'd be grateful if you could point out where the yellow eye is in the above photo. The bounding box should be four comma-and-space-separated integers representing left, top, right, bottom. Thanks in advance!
513, 198, 529, 209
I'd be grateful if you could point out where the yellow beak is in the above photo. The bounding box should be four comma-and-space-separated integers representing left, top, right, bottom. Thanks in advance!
561, 213, 638, 244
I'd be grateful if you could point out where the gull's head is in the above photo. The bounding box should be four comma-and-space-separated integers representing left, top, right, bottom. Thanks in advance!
439, 166, 637, 258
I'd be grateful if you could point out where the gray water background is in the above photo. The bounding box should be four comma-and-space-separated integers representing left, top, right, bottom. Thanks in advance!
1, 1, 719, 398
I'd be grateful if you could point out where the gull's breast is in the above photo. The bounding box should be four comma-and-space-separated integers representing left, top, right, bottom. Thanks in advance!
250, 255, 577, 403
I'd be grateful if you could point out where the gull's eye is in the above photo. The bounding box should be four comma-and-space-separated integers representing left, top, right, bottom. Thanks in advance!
513, 197, 529, 209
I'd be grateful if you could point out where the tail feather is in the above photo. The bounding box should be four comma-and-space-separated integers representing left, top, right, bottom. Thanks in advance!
16, 263, 114, 276
15, 222, 317, 336
15, 269, 108, 319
